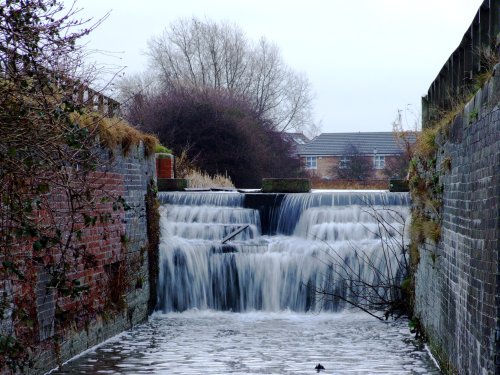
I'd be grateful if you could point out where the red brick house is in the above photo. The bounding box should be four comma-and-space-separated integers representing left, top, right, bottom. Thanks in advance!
296, 132, 415, 181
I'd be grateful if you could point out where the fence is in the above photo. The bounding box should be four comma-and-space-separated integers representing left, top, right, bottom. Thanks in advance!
0, 49, 121, 117
422, 0, 500, 128
74, 84, 121, 118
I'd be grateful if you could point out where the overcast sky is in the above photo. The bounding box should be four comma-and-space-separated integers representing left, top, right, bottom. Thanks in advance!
75, 0, 484, 133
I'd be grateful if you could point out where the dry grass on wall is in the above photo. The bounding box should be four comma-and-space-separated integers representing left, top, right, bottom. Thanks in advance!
70, 111, 159, 156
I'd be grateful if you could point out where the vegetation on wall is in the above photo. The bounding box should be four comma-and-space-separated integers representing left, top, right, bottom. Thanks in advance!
70, 112, 158, 157
409, 48, 499, 268
387, 108, 419, 180
170, 146, 235, 188
408, 126, 442, 251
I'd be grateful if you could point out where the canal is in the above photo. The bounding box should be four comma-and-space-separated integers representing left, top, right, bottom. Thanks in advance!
51, 191, 440, 374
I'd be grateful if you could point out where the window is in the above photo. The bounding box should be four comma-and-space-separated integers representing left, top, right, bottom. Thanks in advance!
339, 156, 350, 169
305, 156, 317, 169
373, 155, 385, 169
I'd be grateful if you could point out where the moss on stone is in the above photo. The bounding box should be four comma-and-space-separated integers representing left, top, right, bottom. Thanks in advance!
157, 178, 188, 191
261, 178, 311, 193
156, 153, 173, 159
389, 179, 409, 192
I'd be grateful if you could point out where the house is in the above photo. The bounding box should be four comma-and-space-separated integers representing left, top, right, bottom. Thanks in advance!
282, 132, 310, 156
284, 132, 310, 145
296, 132, 416, 180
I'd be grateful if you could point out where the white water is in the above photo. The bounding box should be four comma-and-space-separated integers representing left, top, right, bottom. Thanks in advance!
158, 192, 410, 313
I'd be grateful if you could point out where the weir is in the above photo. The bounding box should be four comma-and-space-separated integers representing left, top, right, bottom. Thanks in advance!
157, 191, 410, 313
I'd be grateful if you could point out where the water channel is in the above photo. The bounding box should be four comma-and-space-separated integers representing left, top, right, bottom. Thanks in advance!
51, 191, 440, 374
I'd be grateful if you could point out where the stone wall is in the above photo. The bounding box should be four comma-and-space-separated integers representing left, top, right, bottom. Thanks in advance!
422, 0, 499, 126
5, 144, 156, 374
414, 66, 500, 374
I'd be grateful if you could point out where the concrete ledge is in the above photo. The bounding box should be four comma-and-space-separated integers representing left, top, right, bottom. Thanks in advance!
389, 179, 409, 192
261, 178, 310, 193
157, 178, 188, 191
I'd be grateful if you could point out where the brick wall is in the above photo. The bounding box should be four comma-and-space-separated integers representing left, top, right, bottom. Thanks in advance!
156, 154, 174, 179
414, 68, 500, 374
1, 143, 156, 374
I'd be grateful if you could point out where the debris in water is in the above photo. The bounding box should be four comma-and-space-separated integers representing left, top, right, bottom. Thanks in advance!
315, 363, 325, 372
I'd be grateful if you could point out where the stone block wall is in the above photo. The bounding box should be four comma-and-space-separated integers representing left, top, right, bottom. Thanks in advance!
414, 69, 500, 374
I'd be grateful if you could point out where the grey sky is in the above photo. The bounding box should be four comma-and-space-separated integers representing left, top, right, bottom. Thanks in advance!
76, 0, 484, 133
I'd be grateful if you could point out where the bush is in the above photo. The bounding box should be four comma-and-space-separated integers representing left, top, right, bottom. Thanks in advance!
128, 87, 304, 188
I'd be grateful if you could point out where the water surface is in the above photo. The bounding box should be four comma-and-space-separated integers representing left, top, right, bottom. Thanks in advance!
51, 310, 440, 375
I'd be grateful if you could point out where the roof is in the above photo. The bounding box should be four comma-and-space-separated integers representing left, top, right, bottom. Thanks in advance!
283, 132, 310, 145
297, 132, 416, 156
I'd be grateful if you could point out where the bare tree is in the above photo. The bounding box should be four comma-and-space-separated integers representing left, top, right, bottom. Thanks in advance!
117, 72, 160, 129
332, 144, 373, 180
312, 202, 411, 321
392, 107, 419, 159
385, 107, 419, 179
139, 17, 315, 135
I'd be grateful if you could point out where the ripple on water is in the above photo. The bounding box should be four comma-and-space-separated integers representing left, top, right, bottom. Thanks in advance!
49, 310, 440, 375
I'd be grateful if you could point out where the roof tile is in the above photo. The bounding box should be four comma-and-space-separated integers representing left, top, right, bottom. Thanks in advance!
297, 132, 416, 156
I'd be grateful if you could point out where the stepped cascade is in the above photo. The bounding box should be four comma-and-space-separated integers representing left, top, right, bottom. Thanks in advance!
157, 191, 410, 313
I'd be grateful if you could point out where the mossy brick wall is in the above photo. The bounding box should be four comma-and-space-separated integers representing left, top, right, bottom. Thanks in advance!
8, 144, 156, 374
414, 80, 500, 374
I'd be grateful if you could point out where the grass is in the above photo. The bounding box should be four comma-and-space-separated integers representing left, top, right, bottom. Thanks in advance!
184, 170, 234, 189
155, 144, 172, 154
441, 157, 452, 173
415, 127, 438, 160
70, 111, 159, 157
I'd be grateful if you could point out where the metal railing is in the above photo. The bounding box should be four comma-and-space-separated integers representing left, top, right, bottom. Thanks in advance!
422, 0, 500, 128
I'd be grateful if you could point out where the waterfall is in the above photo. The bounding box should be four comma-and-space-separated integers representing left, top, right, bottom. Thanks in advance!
158, 191, 410, 313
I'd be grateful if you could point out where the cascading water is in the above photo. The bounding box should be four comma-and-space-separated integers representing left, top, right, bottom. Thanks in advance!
157, 191, 410, 313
